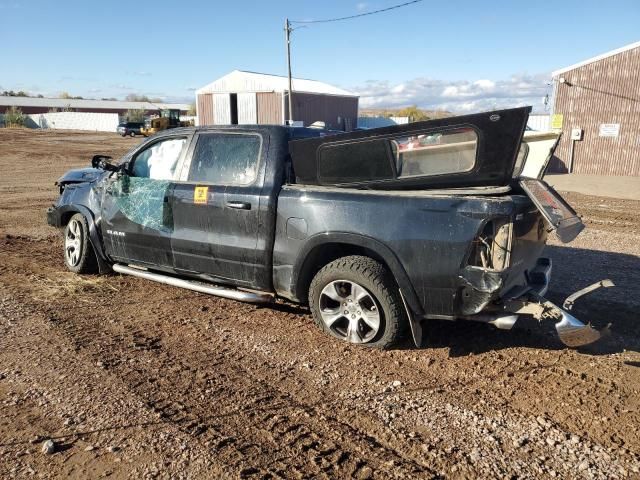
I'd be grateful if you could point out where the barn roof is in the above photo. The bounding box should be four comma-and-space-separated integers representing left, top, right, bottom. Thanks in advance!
196, 70, 357, 97
552, 40, 640, 77
0, 96, 190, 111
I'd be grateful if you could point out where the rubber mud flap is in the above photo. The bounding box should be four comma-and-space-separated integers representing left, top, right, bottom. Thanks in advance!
400, 291, 422, 347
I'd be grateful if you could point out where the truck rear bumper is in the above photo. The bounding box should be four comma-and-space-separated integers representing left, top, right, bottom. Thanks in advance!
463, 257, 614, 347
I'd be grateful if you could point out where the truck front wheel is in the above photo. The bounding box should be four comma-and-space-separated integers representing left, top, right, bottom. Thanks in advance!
63, 213, 99, 274
308, 255, 407, 349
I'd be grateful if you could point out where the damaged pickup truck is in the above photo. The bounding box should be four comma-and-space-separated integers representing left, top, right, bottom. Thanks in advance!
47, 106, 612, 349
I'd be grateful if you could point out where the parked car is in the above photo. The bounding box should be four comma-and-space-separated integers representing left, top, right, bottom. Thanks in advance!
117, 122, 144, 137
47, 107, 612, 349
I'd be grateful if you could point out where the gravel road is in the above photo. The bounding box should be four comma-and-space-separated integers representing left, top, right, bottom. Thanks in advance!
1, 129, 639, 479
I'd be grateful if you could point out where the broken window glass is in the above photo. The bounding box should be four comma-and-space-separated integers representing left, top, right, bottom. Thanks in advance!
111, 176, 173, 232
131, 138, 187, 180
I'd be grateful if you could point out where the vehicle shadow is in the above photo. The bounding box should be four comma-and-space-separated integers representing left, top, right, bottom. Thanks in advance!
412, 245, 640, 356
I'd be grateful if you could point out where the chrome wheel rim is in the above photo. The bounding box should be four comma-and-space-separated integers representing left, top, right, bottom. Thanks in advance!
318, 280, 381, 343
64, 219, 82, 266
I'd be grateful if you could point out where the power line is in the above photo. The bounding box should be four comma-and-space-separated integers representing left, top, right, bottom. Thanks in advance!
290, 0, 425, 25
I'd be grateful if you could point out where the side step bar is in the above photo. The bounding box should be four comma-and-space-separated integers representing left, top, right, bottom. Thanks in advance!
112, 264, 274, 304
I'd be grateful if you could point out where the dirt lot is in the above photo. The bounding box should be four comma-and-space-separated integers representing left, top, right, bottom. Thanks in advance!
1, 129, 639, 479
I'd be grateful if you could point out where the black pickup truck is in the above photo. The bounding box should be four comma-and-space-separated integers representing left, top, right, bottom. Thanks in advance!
47, 107, 612, 349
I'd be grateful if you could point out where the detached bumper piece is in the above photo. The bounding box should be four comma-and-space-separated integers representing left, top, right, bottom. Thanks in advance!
462, 256, 614, 347
46, 205, 62, 227
505, 279, 615, 347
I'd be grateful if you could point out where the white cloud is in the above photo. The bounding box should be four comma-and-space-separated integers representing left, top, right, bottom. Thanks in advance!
356, 2, 369, 11
352, 73, 552, 113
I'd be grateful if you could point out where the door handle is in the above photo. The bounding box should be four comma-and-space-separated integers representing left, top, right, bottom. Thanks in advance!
225, 201, 251, 210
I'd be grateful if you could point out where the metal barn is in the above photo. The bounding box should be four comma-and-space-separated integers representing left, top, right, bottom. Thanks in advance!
195, 70, 359, 131
550, 41, 640, 176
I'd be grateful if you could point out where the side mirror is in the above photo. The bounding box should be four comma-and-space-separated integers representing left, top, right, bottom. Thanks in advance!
91, 154, 120, 172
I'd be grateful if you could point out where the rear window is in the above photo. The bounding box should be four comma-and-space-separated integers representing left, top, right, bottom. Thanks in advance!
318, 139, 394, 183
391, 128, 478, 177
188, 133, 261, 185
316, 127, 478, 184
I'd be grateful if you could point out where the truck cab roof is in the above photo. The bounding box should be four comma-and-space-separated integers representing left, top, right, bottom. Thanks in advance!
148, 124, 341, 141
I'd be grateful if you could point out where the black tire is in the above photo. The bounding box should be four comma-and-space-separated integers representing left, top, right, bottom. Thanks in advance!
308, 255, 408, 349
129, 131, 136, 137
63, 213, 99, 274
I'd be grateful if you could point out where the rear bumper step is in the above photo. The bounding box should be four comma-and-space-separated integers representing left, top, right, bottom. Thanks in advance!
112, 264, 274, 304
464, 266, 614, 347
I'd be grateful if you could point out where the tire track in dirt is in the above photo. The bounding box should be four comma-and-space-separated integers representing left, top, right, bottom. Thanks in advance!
1, 240, 437, 478
44, 300, 436, 479
2, 234, 640, 478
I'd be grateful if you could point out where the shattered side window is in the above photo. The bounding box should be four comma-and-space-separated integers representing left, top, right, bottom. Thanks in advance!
391, 128, 477, 177
132, 138, 187, 180
112, 177, 173, 232
112, 137, 186, 232
131, 138, 187, 180
188, 133, 260, 185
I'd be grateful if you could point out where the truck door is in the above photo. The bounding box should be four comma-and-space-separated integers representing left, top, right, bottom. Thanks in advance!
169, 131, 266, 288
101, 135, 190, 267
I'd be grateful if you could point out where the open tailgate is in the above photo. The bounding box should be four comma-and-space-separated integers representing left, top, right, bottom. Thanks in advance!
517, 129, 584, 243
519, 178, 584, 243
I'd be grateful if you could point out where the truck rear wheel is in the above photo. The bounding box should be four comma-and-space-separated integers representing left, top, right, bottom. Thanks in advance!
63, 213, 99, 274
308, 255, 407, 349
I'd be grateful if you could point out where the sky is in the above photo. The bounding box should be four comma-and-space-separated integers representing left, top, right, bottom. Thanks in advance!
1, 0, 639, 113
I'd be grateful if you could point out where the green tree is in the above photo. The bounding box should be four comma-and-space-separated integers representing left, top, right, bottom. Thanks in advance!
396, 105, 430, 122
126, 108, 146, 122
126, 93, 149, 102
188, 103, 196, 116
4, 106, 26, 126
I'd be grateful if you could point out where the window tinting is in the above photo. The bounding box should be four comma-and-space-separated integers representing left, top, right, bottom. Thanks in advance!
318, 139, 394, 184
188, 133, 260, 185
391, 128, 478, 178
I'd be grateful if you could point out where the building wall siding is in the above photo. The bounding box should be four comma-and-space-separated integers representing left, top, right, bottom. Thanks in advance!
196, 93, 214, 126
551, 46, 640, 176
0, 106, 171, 116
256, 92, 282, 125
285, 92, 358, 131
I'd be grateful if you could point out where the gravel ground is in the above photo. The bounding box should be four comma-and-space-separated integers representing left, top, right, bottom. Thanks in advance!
0, 129, 639, 479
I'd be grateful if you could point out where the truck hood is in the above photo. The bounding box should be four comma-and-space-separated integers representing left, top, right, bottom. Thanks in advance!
56, 167, 103, 186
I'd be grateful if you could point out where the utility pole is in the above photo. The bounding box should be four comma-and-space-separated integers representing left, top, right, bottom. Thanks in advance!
284, 18, 294, 124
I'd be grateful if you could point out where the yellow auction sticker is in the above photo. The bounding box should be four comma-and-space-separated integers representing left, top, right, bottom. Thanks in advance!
193, 186, 209, 205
